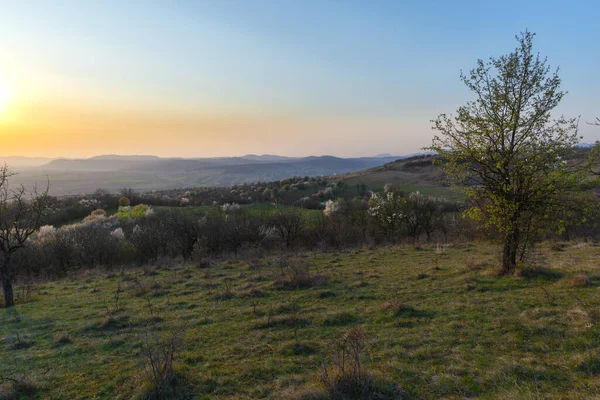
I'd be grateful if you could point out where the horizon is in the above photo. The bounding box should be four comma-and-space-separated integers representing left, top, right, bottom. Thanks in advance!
0, 1, 599, 158
0, 152, 413, 161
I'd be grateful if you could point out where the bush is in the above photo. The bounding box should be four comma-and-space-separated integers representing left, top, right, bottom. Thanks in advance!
118, 196, 131, 207
139, 327, 185, 399
275, 259, 327, 289
319, 327, 372, 399
319, 327, 404, 399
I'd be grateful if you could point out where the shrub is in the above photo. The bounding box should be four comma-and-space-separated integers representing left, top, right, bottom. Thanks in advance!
275, 259, 327, 289
139, 327, 185, 399
571, 274, 591, 288
319, 327, 372, 399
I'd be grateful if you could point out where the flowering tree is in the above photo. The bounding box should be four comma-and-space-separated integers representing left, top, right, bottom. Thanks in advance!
323, 199, 342, 218
368, 192, 405, 240
429, 31, 588, 274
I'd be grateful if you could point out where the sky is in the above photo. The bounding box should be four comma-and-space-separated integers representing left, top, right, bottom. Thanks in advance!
0, 0, 599, 158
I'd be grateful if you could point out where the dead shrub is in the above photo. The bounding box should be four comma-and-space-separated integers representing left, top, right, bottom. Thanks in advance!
319, 327, 389, 400
139, 326, 185, 399
319, 327, 404, 399
570, 274, 591, 288
128, 278, 150, 297
13, 282, 40, 305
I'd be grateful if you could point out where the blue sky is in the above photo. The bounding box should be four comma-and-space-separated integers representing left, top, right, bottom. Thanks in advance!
0, 0, 598, 157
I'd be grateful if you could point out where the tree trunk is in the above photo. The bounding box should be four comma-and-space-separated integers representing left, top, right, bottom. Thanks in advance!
501, 229, 519, 275
0, 256, 14, 308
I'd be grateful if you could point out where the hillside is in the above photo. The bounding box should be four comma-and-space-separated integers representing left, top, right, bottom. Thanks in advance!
333, 148, 599, 201
334, 154, 460, 199
2, 243, 600, 398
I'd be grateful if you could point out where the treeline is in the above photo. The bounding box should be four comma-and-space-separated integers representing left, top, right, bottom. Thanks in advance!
14, 186, 600, 284
14, 192, 467, 280
44, 177, 353, 227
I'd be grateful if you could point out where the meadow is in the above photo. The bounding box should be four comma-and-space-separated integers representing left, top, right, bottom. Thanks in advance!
2, 242, 600, 399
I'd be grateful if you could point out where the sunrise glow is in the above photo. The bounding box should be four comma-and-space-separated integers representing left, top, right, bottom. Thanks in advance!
0, 80, 10, 116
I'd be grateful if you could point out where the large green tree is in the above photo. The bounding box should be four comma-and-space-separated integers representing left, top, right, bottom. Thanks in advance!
429, 31, 586, 274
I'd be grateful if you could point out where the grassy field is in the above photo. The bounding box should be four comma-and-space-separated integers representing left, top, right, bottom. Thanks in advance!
2, 242, 600, 399
153, 203, 322, 218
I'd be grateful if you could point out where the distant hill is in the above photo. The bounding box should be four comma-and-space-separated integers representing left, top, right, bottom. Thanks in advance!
88, 155, 161, 161
0, 156, 55, 169
241, 154, 293, 162
10, 154, 405, 195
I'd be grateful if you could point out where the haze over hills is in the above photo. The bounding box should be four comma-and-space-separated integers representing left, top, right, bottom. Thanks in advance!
0, 156, 55, 169
4, 153, 407, 195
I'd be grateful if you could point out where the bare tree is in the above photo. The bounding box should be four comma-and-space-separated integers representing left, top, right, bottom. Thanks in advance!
0, 165, 49, 307
271, 208, 305, 249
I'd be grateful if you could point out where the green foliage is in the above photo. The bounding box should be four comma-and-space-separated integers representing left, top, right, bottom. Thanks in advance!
115, 204, 151, 221
118, 196, 130, 207
429, 30, 592, 273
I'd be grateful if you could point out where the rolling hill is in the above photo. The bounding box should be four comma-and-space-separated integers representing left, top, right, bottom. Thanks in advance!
333, 154, 461, 199
7, 154, 406, 195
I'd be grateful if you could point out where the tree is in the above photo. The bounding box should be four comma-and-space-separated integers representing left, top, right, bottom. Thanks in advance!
118, 196, 131, 207
368, 191, 405, 242
429, 31, 585, 274
0, 165, 49, 307
271, 208, 305, 249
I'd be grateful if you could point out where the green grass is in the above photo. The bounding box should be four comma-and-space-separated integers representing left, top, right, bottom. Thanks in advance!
2, 242, 600, 398
154, 203, 322, 219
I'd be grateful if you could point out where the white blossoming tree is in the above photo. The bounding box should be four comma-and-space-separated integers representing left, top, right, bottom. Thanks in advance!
368, 192, 406, 241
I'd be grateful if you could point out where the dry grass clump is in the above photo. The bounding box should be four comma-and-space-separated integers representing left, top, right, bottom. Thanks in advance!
275, 259, 327, 289
564, 308, 590, 324
54, 331, 72, 346
550, 242, 569, 252
569, 274, 591, 288
464, 256, 490, 271
128, 277, 150, 297
258, 315, 312, 329
384, 301, 430, 319
0, 376, 40, 400
100, 314, 129, 330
